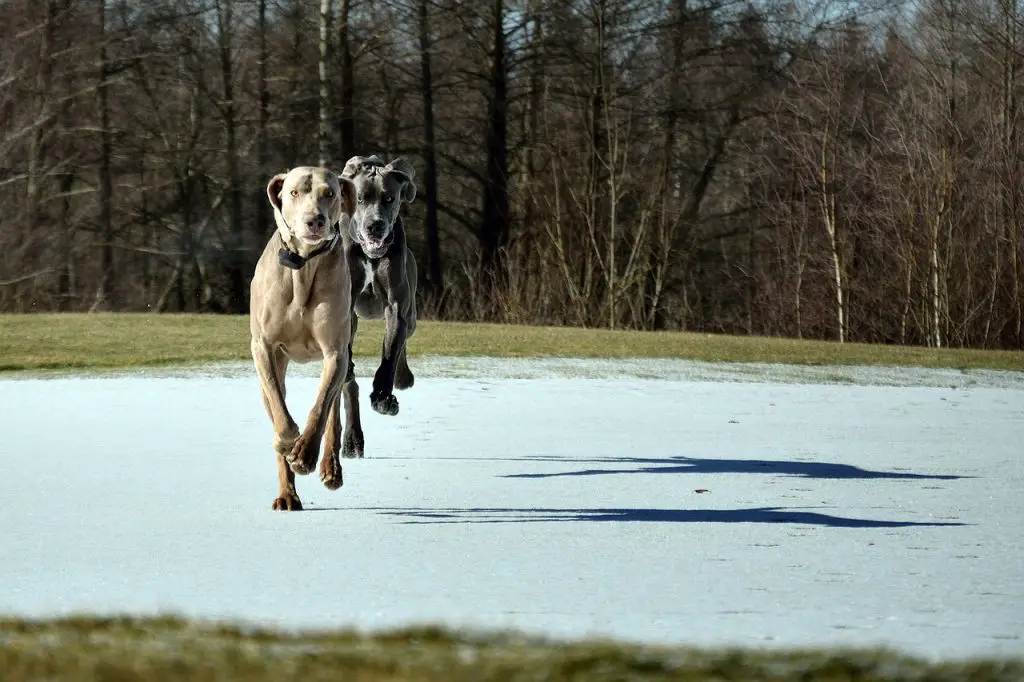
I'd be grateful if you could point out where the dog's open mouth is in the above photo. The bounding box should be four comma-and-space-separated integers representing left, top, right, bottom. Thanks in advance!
361, 234, 392, 258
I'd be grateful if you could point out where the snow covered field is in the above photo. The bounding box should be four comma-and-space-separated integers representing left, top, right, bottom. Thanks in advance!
1, 356, 1022, 661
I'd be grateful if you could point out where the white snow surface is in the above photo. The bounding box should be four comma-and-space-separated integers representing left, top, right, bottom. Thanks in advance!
1, 356, 1023, 660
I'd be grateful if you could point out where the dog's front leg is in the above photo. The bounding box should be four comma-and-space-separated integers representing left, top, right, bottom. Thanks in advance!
288, 347, 348, 475
252, 339, 302, 510
370, 301, 406, 416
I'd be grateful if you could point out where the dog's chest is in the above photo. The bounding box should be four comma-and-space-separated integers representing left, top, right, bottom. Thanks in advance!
359, 259, 376, 294
353, 256, 387, 320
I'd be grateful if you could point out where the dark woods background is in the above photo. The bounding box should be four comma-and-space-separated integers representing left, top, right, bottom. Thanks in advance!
2, 0, 1022, 349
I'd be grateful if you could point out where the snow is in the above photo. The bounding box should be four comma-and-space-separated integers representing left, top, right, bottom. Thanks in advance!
1, 356, 1022, 660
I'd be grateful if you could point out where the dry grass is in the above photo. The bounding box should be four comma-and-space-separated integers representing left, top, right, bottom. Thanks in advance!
1, 616, 1021, 682
1, 312, 1022, 373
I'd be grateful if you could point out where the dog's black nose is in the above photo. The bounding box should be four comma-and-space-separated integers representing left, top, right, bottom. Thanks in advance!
368, 219, 386, 237
306, 213, 326, 229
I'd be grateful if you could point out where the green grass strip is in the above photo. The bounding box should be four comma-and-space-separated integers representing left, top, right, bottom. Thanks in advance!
1, 616, 1021, 682
1, 312, 1022, 373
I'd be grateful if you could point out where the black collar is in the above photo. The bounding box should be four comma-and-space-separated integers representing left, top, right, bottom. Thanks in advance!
277, 231, 340, 270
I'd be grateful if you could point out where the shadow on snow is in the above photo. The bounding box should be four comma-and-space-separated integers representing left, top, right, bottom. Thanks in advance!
348, 506, 965, 528
497, 455, 966, 481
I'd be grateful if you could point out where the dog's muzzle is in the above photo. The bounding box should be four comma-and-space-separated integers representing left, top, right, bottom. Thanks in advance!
359, 222, 393, 259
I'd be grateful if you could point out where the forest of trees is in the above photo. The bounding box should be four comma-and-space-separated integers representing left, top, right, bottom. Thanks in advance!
1, 0, 1022, 349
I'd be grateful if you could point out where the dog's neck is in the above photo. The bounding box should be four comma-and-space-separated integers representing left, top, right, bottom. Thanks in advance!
277, 230, 340, 270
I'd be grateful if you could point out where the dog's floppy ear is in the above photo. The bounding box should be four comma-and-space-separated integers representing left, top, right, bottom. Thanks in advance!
385, 157, 417, 203
267, 173, 287, 212
337, 176, 356, 217
341, 156, 367, 181
341, 154, 386, 180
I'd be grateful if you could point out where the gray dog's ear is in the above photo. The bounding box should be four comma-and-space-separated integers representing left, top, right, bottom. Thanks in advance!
267, 173, 287, 211
341, 156, 367, 180
386, 157, 417, 203
341, 154, 386, 180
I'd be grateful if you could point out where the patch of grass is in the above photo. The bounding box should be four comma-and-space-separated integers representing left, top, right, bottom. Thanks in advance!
1, 616, 1020, 682
1, 312, 1022, 374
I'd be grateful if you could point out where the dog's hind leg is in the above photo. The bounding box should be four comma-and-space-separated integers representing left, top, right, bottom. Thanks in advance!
341, 366, 365, 458
394, 251, 417, 392
273, 451, 301, 511
319, 392, 344, 489
341, 316, 365, 458
287, 345, 345, 476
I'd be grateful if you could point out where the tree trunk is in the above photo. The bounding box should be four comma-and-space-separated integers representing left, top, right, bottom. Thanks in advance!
318, 0, 332, 167
523, 0, 543, 234
594, 0, 619, 329
1014, 223, 1022, 347
26, 0, 58, 260
91, 0, 115, 312
418, 0, 443, 298
1002, 0, 1022, 346
219, 0, 246, 312
648, 0, 686, 331
930, 201, 943, 348
288, 0, 304, 166
820, 123, 845, 343
256, 0, 271, 245
901, 240, 913, 344
338, 0, 355, 163
57, 171, 74, 310
479, 0, 510, 289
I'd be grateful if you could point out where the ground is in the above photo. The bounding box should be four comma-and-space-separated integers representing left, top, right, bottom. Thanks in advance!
1, 356, 1022, 667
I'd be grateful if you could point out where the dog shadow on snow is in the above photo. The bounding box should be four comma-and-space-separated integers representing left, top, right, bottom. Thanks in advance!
359, 506, 965, 528
499, 454, 967, 481
343, 453, 968, 527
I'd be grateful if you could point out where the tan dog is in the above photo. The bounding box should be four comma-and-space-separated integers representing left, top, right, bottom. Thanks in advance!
249, 166, 356, 511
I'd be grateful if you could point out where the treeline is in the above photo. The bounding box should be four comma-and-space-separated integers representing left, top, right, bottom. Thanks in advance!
1, 0, 1022, 349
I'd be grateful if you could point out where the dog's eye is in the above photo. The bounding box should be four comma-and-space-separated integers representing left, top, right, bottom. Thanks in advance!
324, 188, 334, 198
357, 195, 364, 204
383, 194, 394, 204
290, 189, 299, 197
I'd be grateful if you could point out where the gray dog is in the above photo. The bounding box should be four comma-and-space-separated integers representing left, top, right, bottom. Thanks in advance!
338, 155, 418, 458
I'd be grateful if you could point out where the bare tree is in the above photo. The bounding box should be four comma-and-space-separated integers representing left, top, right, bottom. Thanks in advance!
479, 0, 511, 290
337, 0, 356, 163
318, 0, 332, 166
0, 0, 1020, 348
25, 0, 58, 270
418, 0, 443, 297
256, 0, 271, 243
91, 0, 116, 311
216, 0, 246, 312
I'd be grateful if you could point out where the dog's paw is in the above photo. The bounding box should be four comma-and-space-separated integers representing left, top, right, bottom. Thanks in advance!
342, 429, 365, 459
286, 433, 321, 475
319, 454, 344, 490
370, 391, 399, 416
272, 492, 303, 511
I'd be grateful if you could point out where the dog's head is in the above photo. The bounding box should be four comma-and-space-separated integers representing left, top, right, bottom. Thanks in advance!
267, 167, 355, 248
340, 155, 417, 259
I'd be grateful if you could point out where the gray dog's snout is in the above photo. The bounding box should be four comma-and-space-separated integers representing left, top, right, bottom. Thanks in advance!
305, 213, 327, 230
367, 219, 387, 238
